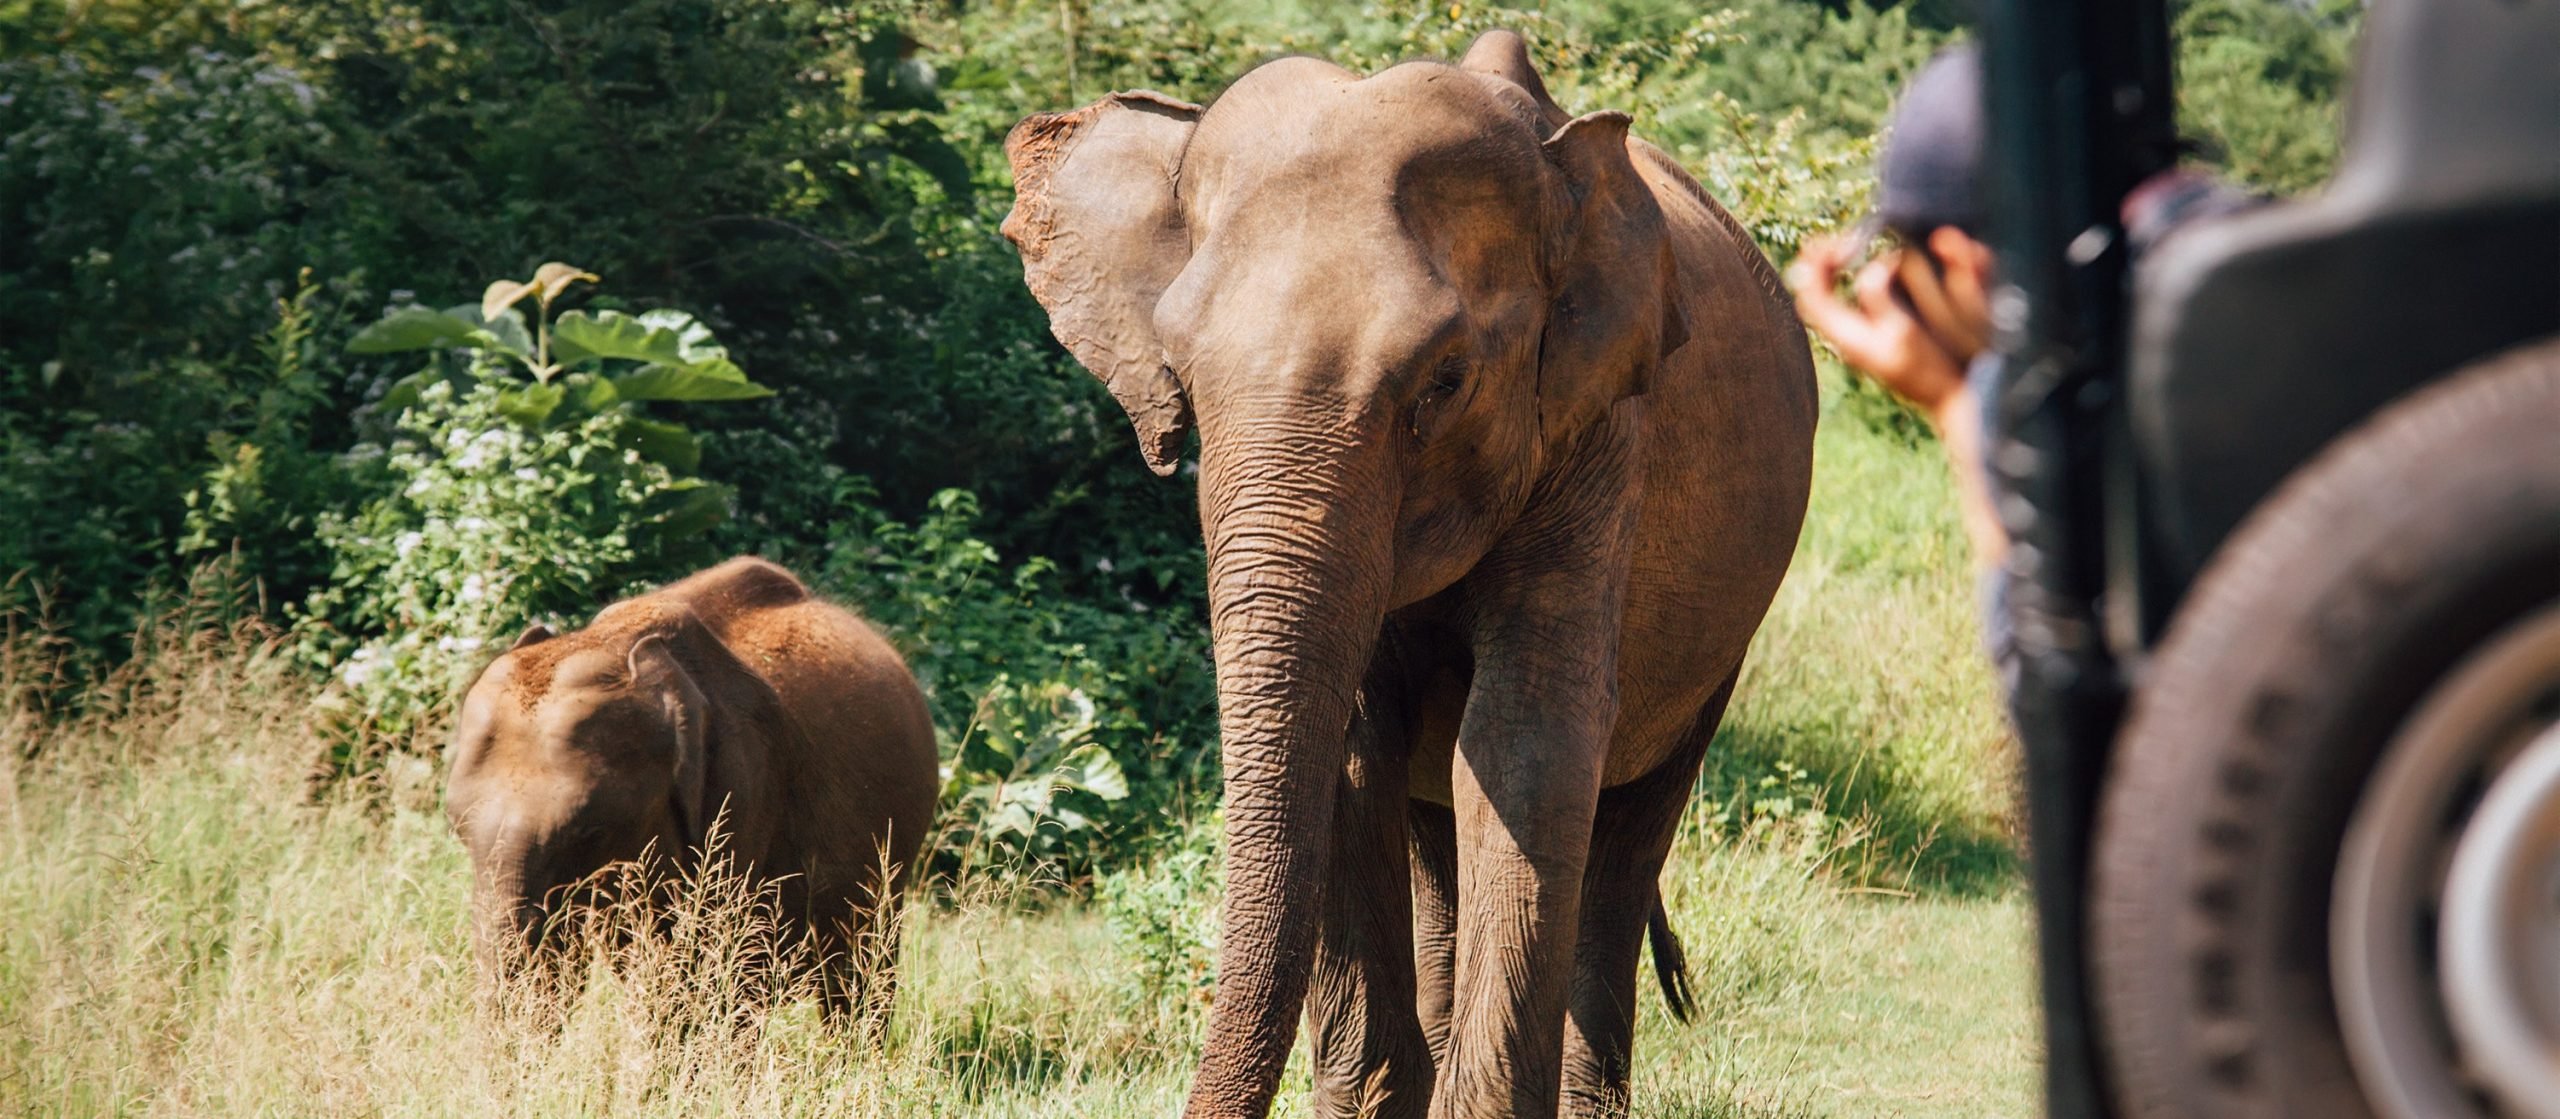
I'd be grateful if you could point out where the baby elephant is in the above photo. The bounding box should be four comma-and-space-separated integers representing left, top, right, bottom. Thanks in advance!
444, 557, 938, 1019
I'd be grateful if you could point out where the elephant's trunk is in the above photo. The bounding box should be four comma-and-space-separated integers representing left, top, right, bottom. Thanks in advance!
469, 852, 544, 968
1183, 401, 1394, 1119
465, 822, 578, 989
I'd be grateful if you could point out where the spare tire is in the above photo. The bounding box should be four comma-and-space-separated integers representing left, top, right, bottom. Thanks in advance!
2091, 336, 2560, 1119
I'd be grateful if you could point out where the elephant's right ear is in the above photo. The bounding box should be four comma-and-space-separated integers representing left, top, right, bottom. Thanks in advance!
628, 633, 712, 846
510, 623, 555, 651
1002, 90, 1200, 477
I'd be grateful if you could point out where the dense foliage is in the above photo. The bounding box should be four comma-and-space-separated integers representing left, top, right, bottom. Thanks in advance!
302, 264, 768, 758
1, 0, 2358, 881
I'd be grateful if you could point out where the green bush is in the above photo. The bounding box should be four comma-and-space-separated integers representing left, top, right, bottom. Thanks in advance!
177, 273, 368, 586
0, 42, 370, 649
2175, 0, 2360, 195
0, 48, 357, 383
0, 412, 199, 652
300, 380, 685, 752
1097, 820, 1222, 1005
817, 488, 1217, 884
2, 0, 1187, 666
299, 267, 769, 759
0, 272, 362, 660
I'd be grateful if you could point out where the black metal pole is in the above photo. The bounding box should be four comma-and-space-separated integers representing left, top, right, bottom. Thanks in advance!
1978, 2, 2174, 1117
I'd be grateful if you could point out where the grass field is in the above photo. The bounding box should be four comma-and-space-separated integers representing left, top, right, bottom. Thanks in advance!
0, 401, 2033, 1118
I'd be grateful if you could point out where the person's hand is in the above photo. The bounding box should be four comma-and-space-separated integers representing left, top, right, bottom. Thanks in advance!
1786, 232, 1973, 422
1789, 227, 2010, 572
1902, 227, 1995, 359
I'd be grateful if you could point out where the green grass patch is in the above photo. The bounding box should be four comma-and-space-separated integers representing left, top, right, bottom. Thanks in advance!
1702, 375, 2020, 895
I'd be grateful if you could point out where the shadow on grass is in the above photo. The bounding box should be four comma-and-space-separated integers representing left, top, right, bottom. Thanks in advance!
931, 998, 1087, 1099
1699, 717, 2018, 897
1649, 1082, 1825, 1119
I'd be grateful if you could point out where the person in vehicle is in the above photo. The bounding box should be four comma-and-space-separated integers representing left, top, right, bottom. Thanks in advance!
1787, 44, 2253, 688
1788, 45, 2019, 696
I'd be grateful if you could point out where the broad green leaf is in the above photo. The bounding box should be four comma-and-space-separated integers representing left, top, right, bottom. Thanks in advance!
615, 415, 701, 472
988, 802, 1038, 839
610, 362, 773, 402
347, 307, 481, 354
977, 689, 1021, 764
642, 480, 728, 542
551, 310, 688, 367
1056, 743, 1129, 801
693, 357, 750, 383
497, 383, 564, 427
573, 371, 619, 412
371, 368, 446, 417
634, 309, 727, 363
444, 303, 534, 359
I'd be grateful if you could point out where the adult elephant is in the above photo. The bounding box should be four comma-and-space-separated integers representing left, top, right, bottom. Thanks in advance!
1003, 31, 1814, 1119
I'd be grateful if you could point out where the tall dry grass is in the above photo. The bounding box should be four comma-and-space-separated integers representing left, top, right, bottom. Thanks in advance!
0, 599, 1195, 1117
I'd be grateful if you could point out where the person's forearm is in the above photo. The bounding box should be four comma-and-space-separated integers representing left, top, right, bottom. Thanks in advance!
1928, 386, 2010, 572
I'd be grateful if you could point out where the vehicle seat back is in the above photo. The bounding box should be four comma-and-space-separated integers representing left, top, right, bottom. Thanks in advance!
2126, 0, 2560, 599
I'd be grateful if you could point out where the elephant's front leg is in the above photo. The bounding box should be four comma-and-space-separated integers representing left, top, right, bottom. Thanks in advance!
1431, 623, 1617, 1119
1429, 468, 1637, 1119
1307, 665, 1434, 1119
1559, 669, 1734, 1118
1410, 798, 1460, 1069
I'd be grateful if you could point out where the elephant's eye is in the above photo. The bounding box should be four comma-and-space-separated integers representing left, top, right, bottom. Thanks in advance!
1424, 356, 1466, 401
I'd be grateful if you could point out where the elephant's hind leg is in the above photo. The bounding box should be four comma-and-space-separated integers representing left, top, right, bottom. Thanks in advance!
814, 882, 903, 1046
1558, 670, 1734, 1118
1308, 672, 1436, 1119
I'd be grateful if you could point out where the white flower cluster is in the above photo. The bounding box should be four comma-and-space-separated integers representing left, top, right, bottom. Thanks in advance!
338, 644, 379, 689
314, 372, 702, 738
451, 428, 520, 472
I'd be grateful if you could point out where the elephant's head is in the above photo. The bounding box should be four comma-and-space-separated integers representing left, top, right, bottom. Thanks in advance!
444, 614, 722, 975
1002, 30, 1685, 1108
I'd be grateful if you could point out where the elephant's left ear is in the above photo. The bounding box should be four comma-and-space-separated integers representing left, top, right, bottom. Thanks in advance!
1537, 111, 1687, 449
1002, 91, 1201, 477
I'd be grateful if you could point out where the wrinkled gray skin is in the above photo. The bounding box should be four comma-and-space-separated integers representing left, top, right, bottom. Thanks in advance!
444, 557, 939, 1019
1003, 31, 1814, 1119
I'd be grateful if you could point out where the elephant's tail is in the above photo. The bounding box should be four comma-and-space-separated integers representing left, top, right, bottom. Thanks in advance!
1647, 894, 1695, 1023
